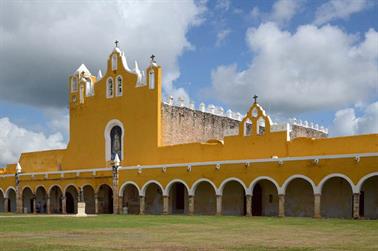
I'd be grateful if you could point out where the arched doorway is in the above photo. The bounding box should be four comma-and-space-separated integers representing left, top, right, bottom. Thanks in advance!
98, 184, 113, 214
65, 186, 78, 214
222, 180, 245, 216
321, 177, 353, 218
122, 184, 140, 214
252, 180, 278, 216
284, 178, 314, 217
7, 188, 16, 212
22, 187, 34, 213
49, 186, 63, 214
193, 181, 216, 215
360, 176, 378, 219
144, 183, 163, 215
83, 185, 95, 214
0, 190, 4, 212
35, 187, 47, 213
168, 182, 189, 214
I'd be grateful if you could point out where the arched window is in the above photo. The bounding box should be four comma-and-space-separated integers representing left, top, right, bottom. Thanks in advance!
107, 78, 113, 98
244, 118, 252, 136
116, 76, 122, 96
257, 117, 265, 135
110, 126, 122, 160
149, 69, 155, 89
112, 54, 117, 71
71, 77, 78, 93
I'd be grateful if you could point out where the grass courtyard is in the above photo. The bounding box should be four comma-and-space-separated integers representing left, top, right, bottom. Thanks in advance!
0, 214, 377, 251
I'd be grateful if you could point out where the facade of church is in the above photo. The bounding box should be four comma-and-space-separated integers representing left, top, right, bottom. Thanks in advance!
0, 46, 377, 218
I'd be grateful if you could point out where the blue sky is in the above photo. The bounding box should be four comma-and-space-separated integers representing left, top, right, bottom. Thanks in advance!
0, 0, 377, 166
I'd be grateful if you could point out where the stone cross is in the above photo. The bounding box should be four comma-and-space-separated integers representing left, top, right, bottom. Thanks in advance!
115, 40, 119, 47
150, 54, 156, 62
253, 95, 258, 103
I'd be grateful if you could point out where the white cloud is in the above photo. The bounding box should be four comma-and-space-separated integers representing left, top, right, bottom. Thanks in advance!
314, 0, 372, 25
215, 29, 231, 47
250, 0, 301, 25
215, 0, 230, 12
0, 1, 205, 108
0, 117, 66, 167
331, 102, 378, 136
210, 23, 378, 114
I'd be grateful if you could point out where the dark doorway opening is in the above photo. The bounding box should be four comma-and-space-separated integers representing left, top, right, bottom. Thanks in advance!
359, 191, 365, 217
66, 192, 75, 214
252, 184, 262, 216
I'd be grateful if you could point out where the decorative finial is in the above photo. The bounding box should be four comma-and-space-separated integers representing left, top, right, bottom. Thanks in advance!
115, 40, 119, 47
253, 95, 258, 103
150, 54, 156, 62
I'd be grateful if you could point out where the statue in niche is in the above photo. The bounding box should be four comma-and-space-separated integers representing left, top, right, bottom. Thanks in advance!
110, 126, 122, 160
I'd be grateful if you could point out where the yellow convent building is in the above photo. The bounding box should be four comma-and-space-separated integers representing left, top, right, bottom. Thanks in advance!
0, 45, 377, 219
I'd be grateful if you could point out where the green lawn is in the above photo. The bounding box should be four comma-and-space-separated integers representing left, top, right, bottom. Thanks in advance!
0, 214, 377, 251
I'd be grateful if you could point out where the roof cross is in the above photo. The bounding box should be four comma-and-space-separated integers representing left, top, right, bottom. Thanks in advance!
115, 40, 119, 47
253, 95, 258, 103
150, 54, 156, 62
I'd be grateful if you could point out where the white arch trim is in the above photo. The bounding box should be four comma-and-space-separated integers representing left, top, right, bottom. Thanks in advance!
118, 181, 141, 197
104, 119, 125, 161
81, 183, 95, 191
64, 184, 79, 194
281, 175, 317, 195
163, 179, 190, 197
21, 186, 34, 194
5, 186, 16, 197
190, 178, 218, 196
140, 180, 164, 197
356, 172, 378, 193
318, 173, 357, 194
95, 184, 113, 194
48, 184, 63, 195
249, 176, 281, 195
218, 177, 248, 196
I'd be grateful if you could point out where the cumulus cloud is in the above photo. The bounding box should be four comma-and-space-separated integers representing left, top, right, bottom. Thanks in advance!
331, 102, 378, 136
0, 1, 204, 108
210, 22, 378, 114
0, 117, 66, 167
250, 0, 301, 25
314, 0, 372, 25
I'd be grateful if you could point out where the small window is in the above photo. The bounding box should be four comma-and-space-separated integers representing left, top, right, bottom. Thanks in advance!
116, 76, 122, 96
107, 78, 114, 98
112, 54, 117, 71
257, 117, 265, 135
149, 69, 155, 89
71, 77, 78, 92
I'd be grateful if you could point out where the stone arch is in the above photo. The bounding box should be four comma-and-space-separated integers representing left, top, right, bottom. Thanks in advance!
82, 184, 95, 214
119, 181, 140, 197
282, 175, 317, 195
0, 188, 4, 212
219, 178, 248, 195
64, 184, 79, 195
35, 186, 48, 213
320, 176, 353, 218
165, 180, 189, 214
22, 186, 34, 213
143, 181, 163, 215
192, 179, 217, 215
249, 177, 279, 216
104, 119, 125, 161
6, 187, 16, 212
120, 182, 140, 214
283, 177, 315, 217
164, 179, 190, 196
48, 184, 63, 195
65, 185, 78, 214
141, 180, 164, 197
49, 185, 63, 214
97, 184, 113, 214
357, 173, 378, 219
220, 179, 246, 216
318, 173, 357, 194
